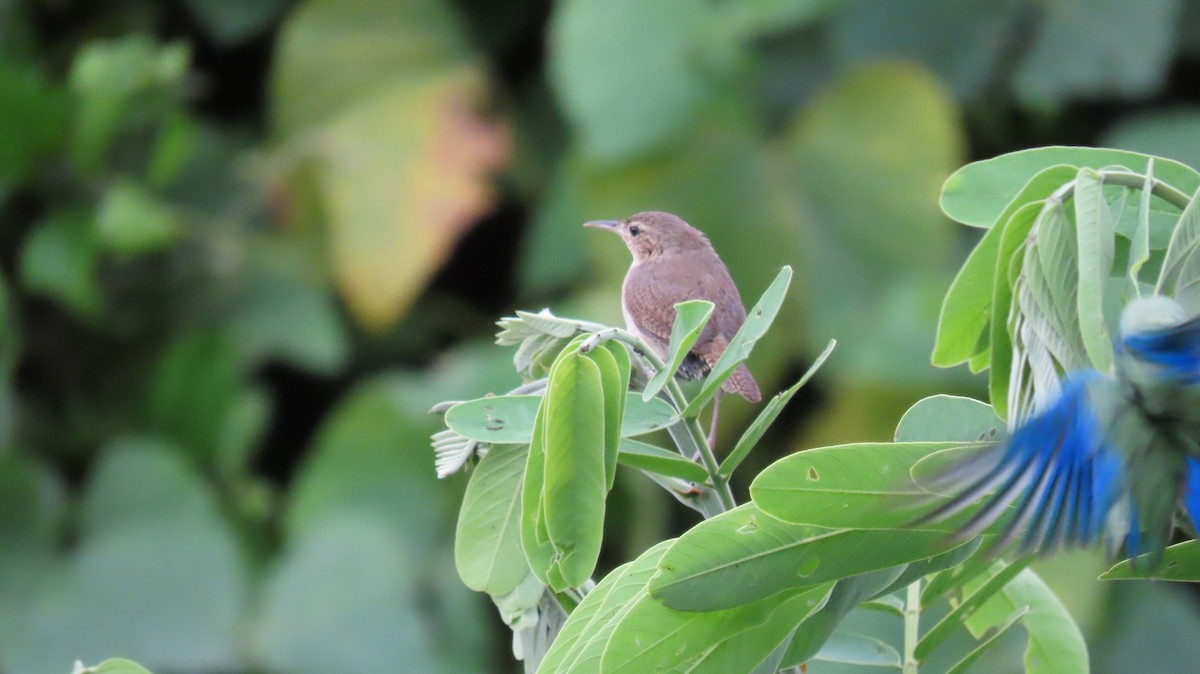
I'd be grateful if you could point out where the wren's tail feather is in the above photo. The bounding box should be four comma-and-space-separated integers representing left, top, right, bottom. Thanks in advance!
722, 364, 761, 403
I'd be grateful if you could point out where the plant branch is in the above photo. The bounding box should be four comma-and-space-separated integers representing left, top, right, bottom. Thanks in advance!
904, 579, 921, 674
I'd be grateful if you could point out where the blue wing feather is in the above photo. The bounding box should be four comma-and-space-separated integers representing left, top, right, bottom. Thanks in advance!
914, 370, 1124, 553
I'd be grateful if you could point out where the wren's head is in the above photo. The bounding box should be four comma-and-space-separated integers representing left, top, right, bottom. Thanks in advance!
584, 211, 712, 262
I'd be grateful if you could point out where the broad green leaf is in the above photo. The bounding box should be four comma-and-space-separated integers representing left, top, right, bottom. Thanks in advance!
1157, 186, 1200, 310
90, 659, 155, 674
722, 0, 840, 38
0, 60, 66, 193
1074, 167, 1115, 371
649, 503, 945, 611
941, 147, 1200, 228
307, 67, 508, 328
618, 439, 708, 483
601, 582, 832, 674
894, 395, 1001, 444
963, 566, 1088, 674
779, 567, 905, 668
934, 165, 1078, 367
4, 440, 246, 674
68, 37, 188, 175
182, 0, 286, 44
915, 558, 1030, 660
585, 344, 627, 491
538, 541, 672, 674
542, 351, 607, 588
270, 0, 467, 134
811, 631, 901, 668
750, 441, 969, 530
547, 0, 717, 162
642, 300, 713, 401
18, 210, 101, 320
944, 606, 1029, 674
1100, 540, 1200, 581
873, 538, 982, 599
1104, 108, 1200, 172
828, 0, 1022, 101
932, 221, 1004, 367
95, 181, 180, 256
446, 394, 676, 444
1013, 0, 1178, 105
684, 266, 792, 416
455, 444, 529, 595
253, 516, 442, 674
720, 339, 835, 479
788, 62, 962, 384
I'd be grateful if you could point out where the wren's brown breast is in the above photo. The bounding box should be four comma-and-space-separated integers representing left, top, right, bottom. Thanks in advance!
584, 211, 761, 403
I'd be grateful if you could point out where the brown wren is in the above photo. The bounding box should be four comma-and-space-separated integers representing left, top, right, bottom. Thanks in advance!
585, 211, 761, 449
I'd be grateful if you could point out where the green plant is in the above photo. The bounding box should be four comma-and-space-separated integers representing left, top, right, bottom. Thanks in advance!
438, 146, 1200, 673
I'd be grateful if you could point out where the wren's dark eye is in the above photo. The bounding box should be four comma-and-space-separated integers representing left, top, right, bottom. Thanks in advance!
628, 225, 641, 236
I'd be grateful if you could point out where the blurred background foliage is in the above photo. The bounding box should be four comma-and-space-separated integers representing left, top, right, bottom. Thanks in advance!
2, 0, 1200, 672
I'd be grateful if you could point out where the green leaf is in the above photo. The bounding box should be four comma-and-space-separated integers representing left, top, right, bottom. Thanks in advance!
618, 439, 708, 483
601, 582, 832, 674
684, 266, 792, 416
95, 181, 180, 256
894, 394, 1002, 443
182, 0, 286, 44
1129, 159, 1155, 287
811, 631, 901, 668
253, 517, 443, 674
649, 503, 945, 612
932, 221, 1004, 367
915, 557, 1031, 660
750, 441, 968, 530
90, 658, 155, 674
18, 210, 101, 319
455, 444, 529, 595
963, 566, 1089, 674
1157, 185, 1200, 309
446, 394, 676, 444
1100, 540, 1200, 581
873, 538, 983, 599
944, 606, 1029, 674
547, 0, 717, 162
584, 344, 627, 491
989, 200, 1042, 418
0, 61, 66, 191
1074, 167, 1115, 371
1013, 0, 1178, 105
934, 164, 1080, 368
1104, 108, 1200, 172
5, 440, 246, 673
542, 350, 607, 589
538, 540, 673, 673
68, 37, 189, 174
642, 300, 713, 401
720, 339, 835, 479
941, 147, 1200, 228
521, 387, 555, 585
779, 568, 905, 668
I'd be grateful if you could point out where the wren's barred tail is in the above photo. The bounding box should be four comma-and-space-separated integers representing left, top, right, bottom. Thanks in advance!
727, 363, 761, 403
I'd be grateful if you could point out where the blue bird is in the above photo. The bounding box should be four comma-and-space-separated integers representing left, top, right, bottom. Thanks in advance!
917, 296, 1200, 563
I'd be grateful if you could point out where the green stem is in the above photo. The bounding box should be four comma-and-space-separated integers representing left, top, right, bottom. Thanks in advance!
1046, 169, 1193, 212
904, 580, 921, 674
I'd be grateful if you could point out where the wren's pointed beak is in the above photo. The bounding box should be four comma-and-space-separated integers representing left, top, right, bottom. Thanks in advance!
583, 219, 621, 231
